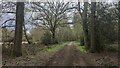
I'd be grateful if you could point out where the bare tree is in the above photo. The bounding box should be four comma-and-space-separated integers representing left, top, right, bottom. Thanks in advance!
32, 2, 75, 43
1, 3, 32, 44
12, 2, 24, 57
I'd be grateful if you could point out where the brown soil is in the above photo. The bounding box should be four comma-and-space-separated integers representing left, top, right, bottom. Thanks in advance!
3, 42, 118, 66
45, 42, 94, 66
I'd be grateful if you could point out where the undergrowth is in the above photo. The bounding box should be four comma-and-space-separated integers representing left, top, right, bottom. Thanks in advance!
37, 42, 68, 54
74, 41, 87, 53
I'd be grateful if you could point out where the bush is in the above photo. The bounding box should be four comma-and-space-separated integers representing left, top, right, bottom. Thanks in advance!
41, 31, 52, 45
80, 35, 84, 46
104, 44, 118, 52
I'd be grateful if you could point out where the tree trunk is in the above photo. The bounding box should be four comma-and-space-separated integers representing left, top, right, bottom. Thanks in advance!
52, 30, 56, 44
12, 2, 24, 57
118, 1, 120, 66
78, 2, 90, 50
23, 23, 31, 44
95, 3, 103, 52
82, 2, 90, 50
90, 2, 96, 52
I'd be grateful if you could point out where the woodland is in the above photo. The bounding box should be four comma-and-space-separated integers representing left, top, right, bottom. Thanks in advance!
0, 1, 120, 67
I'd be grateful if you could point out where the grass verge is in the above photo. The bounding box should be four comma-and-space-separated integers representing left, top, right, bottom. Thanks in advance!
37, 42, 68, 54
74, 41, 87, 53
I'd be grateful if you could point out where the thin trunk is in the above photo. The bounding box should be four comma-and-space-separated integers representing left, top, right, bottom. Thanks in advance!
52, 30, 56, 44
90, 2, 96, 52
78, 2, 82, 17
118, 1, 120, 66
12, 2, 24, 57
51, 25, 58, 44
82, 2, 90, 50
23, 23, 31, 44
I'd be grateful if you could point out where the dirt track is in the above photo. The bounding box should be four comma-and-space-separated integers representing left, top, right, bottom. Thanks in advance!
3, 42, 94, 66
45, 42, 93, 66
4, 42, 118, 66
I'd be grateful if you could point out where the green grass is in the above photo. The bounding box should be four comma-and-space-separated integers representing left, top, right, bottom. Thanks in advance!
38, 42, 68, 54
74, 41, 87, 53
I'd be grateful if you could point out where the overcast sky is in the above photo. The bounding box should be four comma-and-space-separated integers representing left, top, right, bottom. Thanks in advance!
0, 0, 119, 2
0, 0, 119, 33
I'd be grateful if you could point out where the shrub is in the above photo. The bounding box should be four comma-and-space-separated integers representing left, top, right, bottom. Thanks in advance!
41, 31, 52, 45
80, 35, 84, 46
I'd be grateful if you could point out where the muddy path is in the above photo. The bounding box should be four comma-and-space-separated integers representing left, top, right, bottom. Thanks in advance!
45, 42, 93, 66
3, 42, 118, 66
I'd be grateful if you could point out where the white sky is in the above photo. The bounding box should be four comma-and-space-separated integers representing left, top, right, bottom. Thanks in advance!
1, 0, 119, 2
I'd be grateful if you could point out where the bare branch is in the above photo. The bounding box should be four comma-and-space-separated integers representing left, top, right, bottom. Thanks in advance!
2, 11, 16, 13
2, 25, 15, 28
1, 19, 15, 27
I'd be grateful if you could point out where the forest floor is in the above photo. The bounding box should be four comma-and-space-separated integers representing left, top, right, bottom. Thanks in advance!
2, 42, 118, 66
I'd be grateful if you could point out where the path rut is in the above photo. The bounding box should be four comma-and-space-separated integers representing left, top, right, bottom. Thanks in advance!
45, 42, 93, 66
